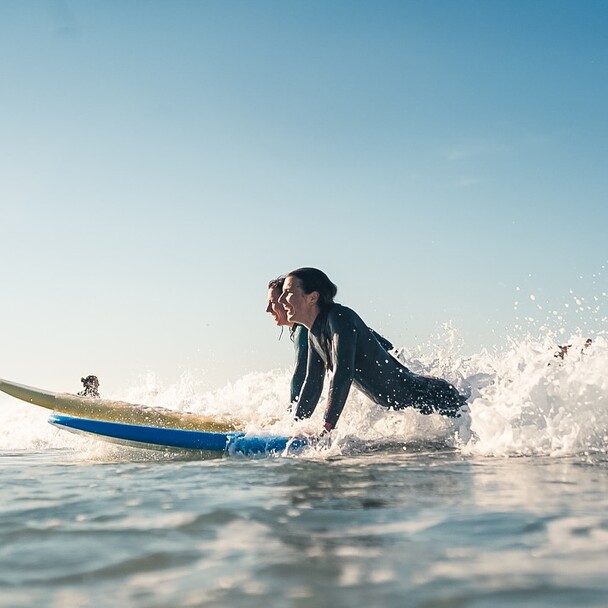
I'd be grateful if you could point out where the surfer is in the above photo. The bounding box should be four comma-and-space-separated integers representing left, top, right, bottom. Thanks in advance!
267, 276, 395, 409
267, 276, 308, 407
278, 268, 468, 432
78, 375, 100, 398
554, 338, 592, 360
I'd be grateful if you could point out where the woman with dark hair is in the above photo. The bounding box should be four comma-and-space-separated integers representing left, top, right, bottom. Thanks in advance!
266, 276, 308, 406
278, 267, 467, 432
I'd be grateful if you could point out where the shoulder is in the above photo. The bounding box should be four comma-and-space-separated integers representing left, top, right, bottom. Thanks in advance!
293, 323, 308, 336
293, 324, 308, 343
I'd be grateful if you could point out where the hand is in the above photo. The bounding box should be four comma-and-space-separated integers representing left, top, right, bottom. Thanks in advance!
320, 421, 334, 436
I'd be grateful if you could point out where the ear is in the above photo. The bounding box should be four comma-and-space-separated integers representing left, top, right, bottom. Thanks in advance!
308, 290, 320, 305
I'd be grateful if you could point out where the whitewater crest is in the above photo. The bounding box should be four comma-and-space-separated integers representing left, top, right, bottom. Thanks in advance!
462, 334, 608, 457
0, 333, 606, 459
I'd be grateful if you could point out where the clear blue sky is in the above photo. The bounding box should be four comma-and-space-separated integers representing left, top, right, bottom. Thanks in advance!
1, 0, 607, 394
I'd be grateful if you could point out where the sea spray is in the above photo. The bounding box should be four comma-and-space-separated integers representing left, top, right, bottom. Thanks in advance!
1, 332, 606, 459
463, 334, 608, 457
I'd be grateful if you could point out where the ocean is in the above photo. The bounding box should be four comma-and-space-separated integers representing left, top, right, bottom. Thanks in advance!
1, 333, 607, 607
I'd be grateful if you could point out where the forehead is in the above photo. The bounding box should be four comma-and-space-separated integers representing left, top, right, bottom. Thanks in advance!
267, 287, 282, 300
283, 275, 302, 290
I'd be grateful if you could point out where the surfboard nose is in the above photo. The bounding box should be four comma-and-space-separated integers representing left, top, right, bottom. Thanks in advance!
0, 378, 58, 409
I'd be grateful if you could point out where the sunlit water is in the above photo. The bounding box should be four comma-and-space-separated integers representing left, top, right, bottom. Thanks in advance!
1, 333, 607, 607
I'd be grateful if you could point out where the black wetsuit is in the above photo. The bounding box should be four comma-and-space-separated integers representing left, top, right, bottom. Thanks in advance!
290, 324, 308, 405
289, 322, 393, 407
294, 304, 467, 429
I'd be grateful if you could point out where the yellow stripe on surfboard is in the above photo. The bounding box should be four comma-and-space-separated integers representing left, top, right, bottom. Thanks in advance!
0, 378, 244, 433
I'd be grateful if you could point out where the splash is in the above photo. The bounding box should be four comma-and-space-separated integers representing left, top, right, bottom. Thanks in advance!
463, 333, 608, 457
1, 335, 606, 459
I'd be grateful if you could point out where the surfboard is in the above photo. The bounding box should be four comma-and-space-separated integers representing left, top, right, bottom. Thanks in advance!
48, 414, 306, 457
0, 378, 243, 433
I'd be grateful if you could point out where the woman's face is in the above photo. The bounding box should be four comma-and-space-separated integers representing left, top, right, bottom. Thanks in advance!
266, 287, 289, 326
278, 275, 316, 326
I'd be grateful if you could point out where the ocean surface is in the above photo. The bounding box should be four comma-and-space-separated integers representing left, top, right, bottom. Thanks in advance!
1, 333, 607, 608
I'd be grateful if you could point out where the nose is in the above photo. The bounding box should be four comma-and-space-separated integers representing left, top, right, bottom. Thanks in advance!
266, 302, 273, 313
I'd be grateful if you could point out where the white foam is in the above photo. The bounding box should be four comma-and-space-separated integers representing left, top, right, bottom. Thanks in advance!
1, 332, 606, 458
463, 334, 608, 457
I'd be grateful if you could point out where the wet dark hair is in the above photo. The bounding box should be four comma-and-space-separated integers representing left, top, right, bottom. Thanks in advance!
267, 276, 285, 291
286, 267, 337, 308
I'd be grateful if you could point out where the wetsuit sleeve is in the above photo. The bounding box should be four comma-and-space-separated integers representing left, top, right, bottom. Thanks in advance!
323, 313, 357, 430
294, 340, 325, 420
290, 326, 308, 405
370, 328, 393, 351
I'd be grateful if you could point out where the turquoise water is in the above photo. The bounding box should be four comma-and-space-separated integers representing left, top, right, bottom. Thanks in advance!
1, 448, 607, 608
1, 334, 607, 607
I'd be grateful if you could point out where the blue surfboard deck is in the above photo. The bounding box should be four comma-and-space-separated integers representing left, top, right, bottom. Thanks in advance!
48, 414, 307, 457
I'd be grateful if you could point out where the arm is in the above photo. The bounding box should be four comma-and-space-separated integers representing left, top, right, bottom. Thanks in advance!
290, 326, 308, 405
294, 341, 325, 420
323, 313, 358, 430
